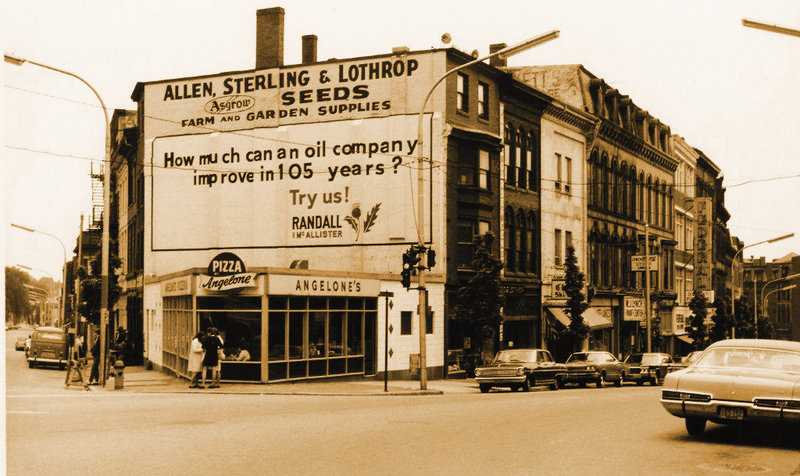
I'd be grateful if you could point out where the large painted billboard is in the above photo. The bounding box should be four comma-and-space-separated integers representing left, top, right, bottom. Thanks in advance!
141, 53, 439, 136
151, 115, 431, 250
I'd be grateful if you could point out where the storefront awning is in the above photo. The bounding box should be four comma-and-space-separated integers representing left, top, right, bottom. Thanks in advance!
582, 307, 613, 330
677, 335, 693, 344
545, 307, 570, 327
545, 307, 612, 330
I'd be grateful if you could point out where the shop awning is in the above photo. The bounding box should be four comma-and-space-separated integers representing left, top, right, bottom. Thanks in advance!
546, 307, 612, 330
545, 307, 570, 327
677, 335, 693, 344
582, 307, 613, 330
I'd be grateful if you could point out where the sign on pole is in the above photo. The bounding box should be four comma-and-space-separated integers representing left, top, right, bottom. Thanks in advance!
631, 255, 658, 271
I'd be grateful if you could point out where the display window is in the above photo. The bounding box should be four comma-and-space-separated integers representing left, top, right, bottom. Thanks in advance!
198, 295, 262, 381
267, 295, 377, 382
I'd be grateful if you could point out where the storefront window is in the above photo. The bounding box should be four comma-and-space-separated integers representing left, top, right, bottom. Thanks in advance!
197, 296, 262, 381
265, 295, 376, 381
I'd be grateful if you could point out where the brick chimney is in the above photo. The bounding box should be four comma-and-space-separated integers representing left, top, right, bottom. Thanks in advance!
489, 43, 507, 67
302, 34, 318, 64
256, 7, 284, 69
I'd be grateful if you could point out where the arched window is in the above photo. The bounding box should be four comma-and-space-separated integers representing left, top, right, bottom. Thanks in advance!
589, 224, 600, 286
638, 172, 645, 222
516, 209, 526, 273
517, 128, 526, 188
621, 231, 632, 288
504, 124, 513, 186
601, 154, 610, 211
527, 212, 537, 273
661, 182, 667, 228
667, 188, 673, 230
611, 230, 620, 287
646, 176, 653, 225
527, 132, 536, 190
504, 207, 515, 271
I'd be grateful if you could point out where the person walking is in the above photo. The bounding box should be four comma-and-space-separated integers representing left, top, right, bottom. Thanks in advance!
188, 332, 205, 388
212, 329, 224, 388
201, 327, 222, 389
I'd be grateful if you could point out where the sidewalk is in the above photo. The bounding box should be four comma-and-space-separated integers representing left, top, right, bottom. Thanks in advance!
97, 366, 481, 396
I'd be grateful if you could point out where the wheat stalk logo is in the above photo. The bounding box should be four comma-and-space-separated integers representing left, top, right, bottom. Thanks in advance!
345, 203, 381, 242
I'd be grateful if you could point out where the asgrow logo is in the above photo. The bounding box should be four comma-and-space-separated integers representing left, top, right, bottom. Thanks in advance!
205, 95, 255, 115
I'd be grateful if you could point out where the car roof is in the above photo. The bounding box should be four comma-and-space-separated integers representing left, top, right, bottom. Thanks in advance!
707, 339, 800, 352
499, 348, 548, 352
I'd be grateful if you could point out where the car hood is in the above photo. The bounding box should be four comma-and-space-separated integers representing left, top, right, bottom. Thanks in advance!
476, 362, 526, 370
565, 362, 596, 369
663, 367, 800, 401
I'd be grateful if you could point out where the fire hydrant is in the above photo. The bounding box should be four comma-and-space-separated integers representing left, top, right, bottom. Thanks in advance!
113, 359, 125, 390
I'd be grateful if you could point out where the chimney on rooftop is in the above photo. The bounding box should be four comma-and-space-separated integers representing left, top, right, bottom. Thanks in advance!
302, 34, 318, 64
489, 43, 507, 67
256, 7, 284, 69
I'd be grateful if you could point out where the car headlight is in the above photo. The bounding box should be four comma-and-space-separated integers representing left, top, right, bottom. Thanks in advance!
586, 366, 596, 371
516, 367, 525, 375
475, 369, 483, 377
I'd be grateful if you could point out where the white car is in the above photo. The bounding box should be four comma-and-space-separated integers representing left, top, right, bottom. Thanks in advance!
660, 339, 800, 437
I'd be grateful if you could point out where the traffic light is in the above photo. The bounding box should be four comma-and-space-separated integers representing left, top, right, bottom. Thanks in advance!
401, 246, 423, 289
427, 248, 436, 269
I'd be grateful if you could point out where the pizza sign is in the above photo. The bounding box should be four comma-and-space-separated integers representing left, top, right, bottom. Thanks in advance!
200, 252, 256, 292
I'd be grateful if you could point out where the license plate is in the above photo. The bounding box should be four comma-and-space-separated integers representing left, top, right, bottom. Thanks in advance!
43, 351, 55, 358
718, 406, 745, 420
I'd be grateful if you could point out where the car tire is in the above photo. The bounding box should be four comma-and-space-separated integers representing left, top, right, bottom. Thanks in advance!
636, 380, 644, 386
596, 373, 606, 388
685, 417, 706, 437
479, 384, 490, 393
522, 377, 532, 392
579, 381, 587, 388
615, 373, 623, 387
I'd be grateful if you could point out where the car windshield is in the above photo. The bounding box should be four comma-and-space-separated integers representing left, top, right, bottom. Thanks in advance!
696, 348, 800, 372
492, 350, 535, 363
625, 354, 662, 365
566, 353, 602, 363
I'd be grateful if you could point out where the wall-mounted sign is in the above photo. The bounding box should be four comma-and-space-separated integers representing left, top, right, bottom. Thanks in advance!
631, 255, 659, 271
162, 275, 192, 296
199, 252, 256, 292
551, 279, 567, 299
268, 274, 379, 296
623, 296, 645, 321
694, 197, 713, 291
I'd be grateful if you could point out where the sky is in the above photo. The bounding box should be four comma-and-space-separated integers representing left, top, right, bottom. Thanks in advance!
3, 0, 800, 281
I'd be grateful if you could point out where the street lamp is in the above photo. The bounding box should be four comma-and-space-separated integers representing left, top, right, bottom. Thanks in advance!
414, 30, 559, 389
730, 232, 794, 337
742, 19, 800, 38
757, 272, 800, 338
11, 224, 67, 329
5, 54, 112, 385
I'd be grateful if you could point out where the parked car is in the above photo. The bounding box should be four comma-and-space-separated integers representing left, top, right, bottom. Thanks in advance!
27, 326, 68, 369
661, 339, 800, 437
15, 335, 29, 351
563, 351, 626, 387
665, 350, 702, 374
623, 353, 673, 385
474, 349, 566, 393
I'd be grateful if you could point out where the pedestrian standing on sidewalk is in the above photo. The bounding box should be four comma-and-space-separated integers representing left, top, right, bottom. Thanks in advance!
89, 336, 100, 385
201, 327, 222, 389
212, 329, 224, 388
188, 332, 205, 388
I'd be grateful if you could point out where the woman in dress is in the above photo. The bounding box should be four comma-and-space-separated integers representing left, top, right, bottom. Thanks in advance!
188, 332, 205, 388
201, 328, 222, 388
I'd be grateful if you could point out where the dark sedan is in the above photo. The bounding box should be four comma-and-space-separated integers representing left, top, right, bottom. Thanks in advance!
623, 353, 673, 385
563, 351, 626, 387
475, 349, 566, 393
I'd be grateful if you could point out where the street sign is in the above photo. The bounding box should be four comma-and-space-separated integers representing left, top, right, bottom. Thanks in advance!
631, 255, 658, 271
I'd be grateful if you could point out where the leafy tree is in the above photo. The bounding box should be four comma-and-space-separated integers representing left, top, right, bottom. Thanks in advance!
453, 233, 505, 364
78, 236, 122, 327
686, 290, 708, 350
733, 297, 755, 338
709, 297, 732, 343
5, 267, 33, 324
563, 246, 589, 351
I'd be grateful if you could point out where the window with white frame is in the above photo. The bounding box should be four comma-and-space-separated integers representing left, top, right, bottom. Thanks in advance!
478, 149, 490, 190
457, 73, 469, 112
477, 82, 488, 119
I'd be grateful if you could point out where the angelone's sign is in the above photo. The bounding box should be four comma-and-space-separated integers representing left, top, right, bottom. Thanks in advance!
200, 252, 256, 292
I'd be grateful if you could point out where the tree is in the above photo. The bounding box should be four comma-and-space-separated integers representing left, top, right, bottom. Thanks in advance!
686, 290, 708, 350
5, 267, 33, 324
709, 297, 731, 343
453, 233, 505, 364
78, 237, 122, 327
563, 246, 589, 351
733, 297, 756, 338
